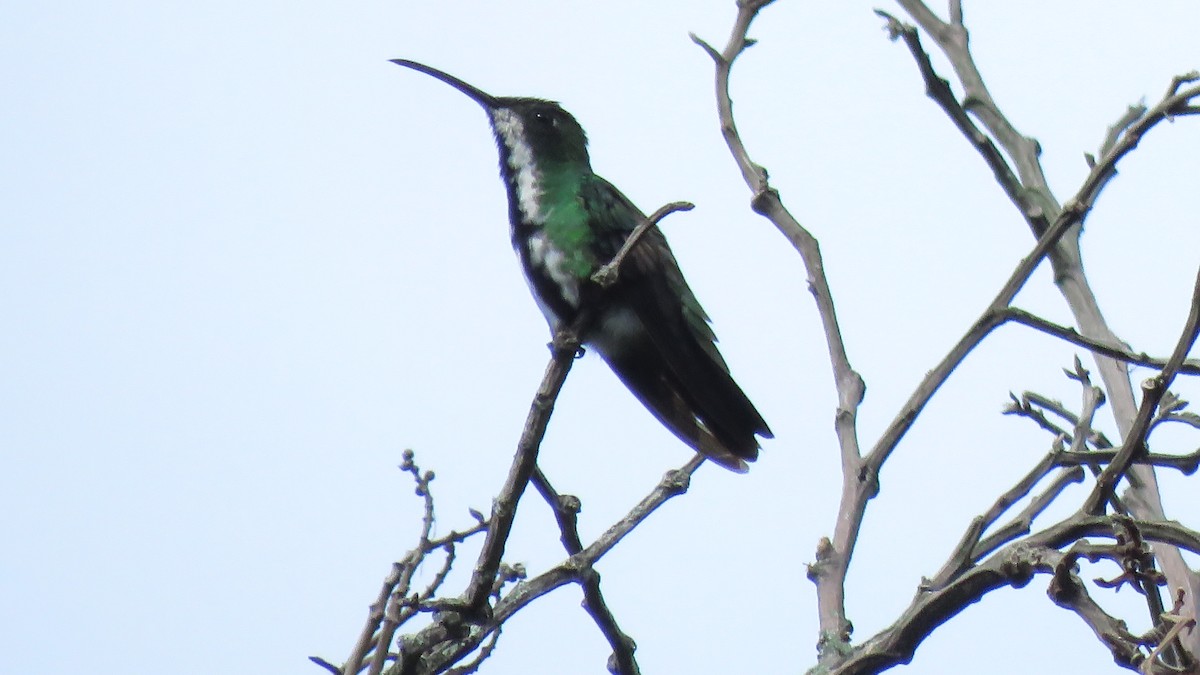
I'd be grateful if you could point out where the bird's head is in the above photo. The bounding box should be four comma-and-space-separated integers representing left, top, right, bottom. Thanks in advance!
391, 59, 590, 169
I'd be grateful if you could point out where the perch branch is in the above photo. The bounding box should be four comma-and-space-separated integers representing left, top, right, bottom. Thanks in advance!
460, 201, 698, 616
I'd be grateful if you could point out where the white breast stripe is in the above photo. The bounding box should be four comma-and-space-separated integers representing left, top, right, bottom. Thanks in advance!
490, 109, 544, 224
527, 231, 580, 309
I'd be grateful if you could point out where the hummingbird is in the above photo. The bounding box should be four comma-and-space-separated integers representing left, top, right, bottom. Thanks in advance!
391, 59, 772, 472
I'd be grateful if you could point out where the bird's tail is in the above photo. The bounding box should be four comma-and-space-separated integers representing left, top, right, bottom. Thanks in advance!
598, 337, 771, 472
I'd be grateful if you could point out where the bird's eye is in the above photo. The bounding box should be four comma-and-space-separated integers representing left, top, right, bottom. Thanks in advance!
533, 110, 556, 128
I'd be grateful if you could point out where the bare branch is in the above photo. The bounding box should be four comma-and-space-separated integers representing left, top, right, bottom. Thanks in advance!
349, 8, 1200, 675
581, 567, 640, 675
874, 11, 1040, 230
971, 465, 1085, 564
310, 657, 342, 675
1056, 448, 1200, 476
882, 3, 1200, 648
530, 467, 641, 673
1092, 104, 1148, 166
531, 468, 584, 554
444, 626, 502, 675
891, 0, 1059, 230
826, 516, 1200, 675
856, 53, 1200, 481
1003, 308, 1200, 376
366, 456, 441, 675
591, 201, 694, 288
329, 203, 699, 675
1048, 546, 1146, 670
404, 457, 704, 674
692, 1, 865, 652
1065, 361, 1106, 457
1141, 589, 1198, 675
1083, 268, 1200, 515
925, 440, 1083, 590
1165, 71, 1200, 99
456, 324, 584, 616
328, 451, 488, 675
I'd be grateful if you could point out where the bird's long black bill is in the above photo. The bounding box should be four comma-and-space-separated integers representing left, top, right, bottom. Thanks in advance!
389, 59, 499, 109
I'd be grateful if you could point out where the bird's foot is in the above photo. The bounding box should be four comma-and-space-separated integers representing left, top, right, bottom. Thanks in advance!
548, 329, 585, 359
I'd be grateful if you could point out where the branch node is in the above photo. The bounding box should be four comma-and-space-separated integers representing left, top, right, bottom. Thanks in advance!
689, 32, 724, 64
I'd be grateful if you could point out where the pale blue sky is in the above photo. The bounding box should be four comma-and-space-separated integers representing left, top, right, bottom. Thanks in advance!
3, 2, 1199, 673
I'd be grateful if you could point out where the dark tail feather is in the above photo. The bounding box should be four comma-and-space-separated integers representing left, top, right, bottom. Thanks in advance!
598, 337, 769, 472
667, 331, 772, 459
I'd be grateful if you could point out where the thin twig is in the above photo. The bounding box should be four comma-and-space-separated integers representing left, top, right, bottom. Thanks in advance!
890, 2, 1060, 230
405, 457, 704, 673
1067, 358, 1107, 455
530, 467, 583, 554
1141, 589, 1198, 675
530, 466, 641, 673
332, 451, 476, 675
310, 657, 342, 675
1048, 545, 1146, 669
1083, 268, 1200, 515
369, 456, 439, 675
1003, 308, 1200, 376
591, 201, 694, 288
1090, 104, 1147, 167
925, 442, 1071, 589
1056, 448, 1200, 476
972, 467, 1086, 562
875, 11, 1041, 231
1003, 394, 1073, 440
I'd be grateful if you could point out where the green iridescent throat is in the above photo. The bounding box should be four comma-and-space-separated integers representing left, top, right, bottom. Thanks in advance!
538, 165, 595, 279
